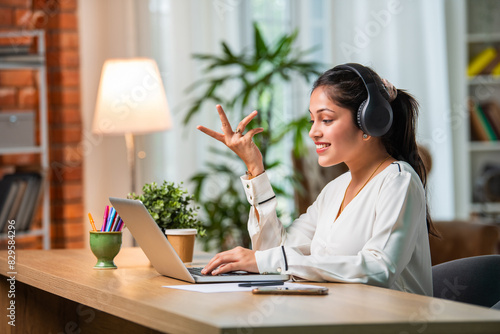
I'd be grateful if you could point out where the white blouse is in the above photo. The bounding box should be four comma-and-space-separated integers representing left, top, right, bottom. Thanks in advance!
241, 161, 432, 296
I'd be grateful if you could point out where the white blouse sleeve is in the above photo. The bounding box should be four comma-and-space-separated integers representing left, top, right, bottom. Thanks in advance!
252, 168, 427, 289
241, 172, 319, 252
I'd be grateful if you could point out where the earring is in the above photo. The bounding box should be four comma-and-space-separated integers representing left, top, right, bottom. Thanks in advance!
363, 133, 368, 139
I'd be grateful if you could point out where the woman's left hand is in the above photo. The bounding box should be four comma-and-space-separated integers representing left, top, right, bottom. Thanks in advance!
201, 246, 258, 275
196, 105, 265, 177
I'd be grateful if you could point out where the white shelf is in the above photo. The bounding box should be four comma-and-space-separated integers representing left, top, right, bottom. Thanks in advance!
469, 141, 500, 152
465, 1, 500, 219
0, 60, 45, 70
0, 30, 45, 70
0, 146, 44, 155
0, 228, 44, 240
470, 202, 500, 214
0, 30, 50, 249
467, 32, 500, 43
467, 76, 500, 85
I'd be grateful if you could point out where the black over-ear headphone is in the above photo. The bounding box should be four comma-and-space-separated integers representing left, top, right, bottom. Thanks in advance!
333, 63, 393, 137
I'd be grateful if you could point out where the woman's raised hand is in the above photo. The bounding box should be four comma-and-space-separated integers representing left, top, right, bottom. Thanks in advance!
197, 105, 265, 176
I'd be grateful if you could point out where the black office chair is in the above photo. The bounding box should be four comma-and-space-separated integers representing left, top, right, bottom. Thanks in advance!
432, 255, 500, 309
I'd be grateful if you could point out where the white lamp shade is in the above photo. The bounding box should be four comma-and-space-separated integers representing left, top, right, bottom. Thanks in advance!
92, 58, 172, 135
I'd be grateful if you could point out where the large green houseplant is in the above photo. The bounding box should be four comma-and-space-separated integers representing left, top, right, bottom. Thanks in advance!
185, 23, 322, 251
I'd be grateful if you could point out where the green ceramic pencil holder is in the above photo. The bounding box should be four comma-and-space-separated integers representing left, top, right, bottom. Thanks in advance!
89, 231, 122, 269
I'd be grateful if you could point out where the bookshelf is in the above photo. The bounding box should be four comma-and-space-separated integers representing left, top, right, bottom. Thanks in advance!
0, 30, 50, 249
465, 0, 500, 219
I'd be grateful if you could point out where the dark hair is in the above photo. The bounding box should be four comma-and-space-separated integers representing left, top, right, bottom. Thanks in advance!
312, 66, 438, 237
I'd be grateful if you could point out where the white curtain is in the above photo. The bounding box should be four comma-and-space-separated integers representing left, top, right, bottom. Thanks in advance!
134, 0, 456, 220
137, 0, 336, 222
329, 0, 455, 220
135, 0, 246, 188
138, 0, 334, 201
81, 0, 460, 248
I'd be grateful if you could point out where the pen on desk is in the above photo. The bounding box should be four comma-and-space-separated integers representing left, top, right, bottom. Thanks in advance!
88, 212, 97, 231
238, 281, 285, 287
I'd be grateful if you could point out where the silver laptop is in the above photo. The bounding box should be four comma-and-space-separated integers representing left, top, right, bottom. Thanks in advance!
109, 197, 289, 283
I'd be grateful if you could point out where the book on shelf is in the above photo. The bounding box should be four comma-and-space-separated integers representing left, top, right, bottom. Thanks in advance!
0, 178, 20, 232
493, 62, 500, 76
468, 47, 497, 77
476, 104, 498, 141
469, 99, 500, 142
7, 177, 27, 221
0, 171, 44, 234
469, 100, 490, 141
482, 101, 500, 138
16, 173, 43, 232
480, 52, 500, 75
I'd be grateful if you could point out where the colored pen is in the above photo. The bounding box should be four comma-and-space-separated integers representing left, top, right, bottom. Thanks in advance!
106, 207, 114, 225
88, 212, 97, 231
109, 215, 117, 231
116, 218, 124, 231
106, 208, 116, 232
110, 213, 120, 231
115, 216, 123, 232
102, 205, 109, 231
238, 281, 285, 287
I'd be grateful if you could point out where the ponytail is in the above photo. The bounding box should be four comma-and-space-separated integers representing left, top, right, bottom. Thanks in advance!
383, 90, 439, 237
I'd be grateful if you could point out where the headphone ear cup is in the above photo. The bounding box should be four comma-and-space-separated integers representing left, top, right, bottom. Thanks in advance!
357, 99, 368, 133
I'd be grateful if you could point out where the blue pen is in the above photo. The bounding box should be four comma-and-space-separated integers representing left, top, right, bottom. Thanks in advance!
106, 208, 116, 232
108, 211, 116, 231
107, 207, 114, 224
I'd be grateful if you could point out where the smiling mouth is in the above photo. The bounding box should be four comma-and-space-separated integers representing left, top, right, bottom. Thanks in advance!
316, 143, 331, 149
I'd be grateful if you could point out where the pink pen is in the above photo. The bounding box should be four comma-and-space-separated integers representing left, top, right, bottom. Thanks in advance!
102, 205, 109, 231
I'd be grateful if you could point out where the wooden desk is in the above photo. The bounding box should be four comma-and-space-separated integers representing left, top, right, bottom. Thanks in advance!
1, 248, 499, 334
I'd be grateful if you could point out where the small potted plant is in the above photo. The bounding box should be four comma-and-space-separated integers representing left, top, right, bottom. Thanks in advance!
129, 181, 205, 262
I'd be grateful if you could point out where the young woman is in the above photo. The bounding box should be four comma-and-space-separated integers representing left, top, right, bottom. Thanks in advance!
198, 63, 436, 296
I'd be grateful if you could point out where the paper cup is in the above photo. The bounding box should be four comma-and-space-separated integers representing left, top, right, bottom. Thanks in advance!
164, 229, 197, 263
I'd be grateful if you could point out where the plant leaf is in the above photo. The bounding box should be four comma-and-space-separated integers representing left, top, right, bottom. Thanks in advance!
253, 22, 268, 60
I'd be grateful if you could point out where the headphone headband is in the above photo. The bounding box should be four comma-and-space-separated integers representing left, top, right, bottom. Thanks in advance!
333, 63, 393, 137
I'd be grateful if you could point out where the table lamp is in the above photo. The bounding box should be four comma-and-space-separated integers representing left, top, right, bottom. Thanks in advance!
92, 58, 171, 193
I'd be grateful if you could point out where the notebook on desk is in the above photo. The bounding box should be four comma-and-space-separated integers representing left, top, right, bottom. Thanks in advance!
109, 197, 290, 284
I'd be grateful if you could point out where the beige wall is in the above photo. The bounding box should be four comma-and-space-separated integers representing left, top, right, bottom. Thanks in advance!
79, 0, 140, 247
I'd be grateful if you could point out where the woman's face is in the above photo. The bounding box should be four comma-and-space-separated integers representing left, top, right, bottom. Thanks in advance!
309, 86, 364, 167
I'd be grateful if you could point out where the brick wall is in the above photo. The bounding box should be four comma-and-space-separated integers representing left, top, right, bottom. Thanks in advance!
0, 0, 83, 249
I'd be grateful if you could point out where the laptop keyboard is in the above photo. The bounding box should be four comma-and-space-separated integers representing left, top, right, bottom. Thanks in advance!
187, 267, 207, 276
188, 267, 250, 277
